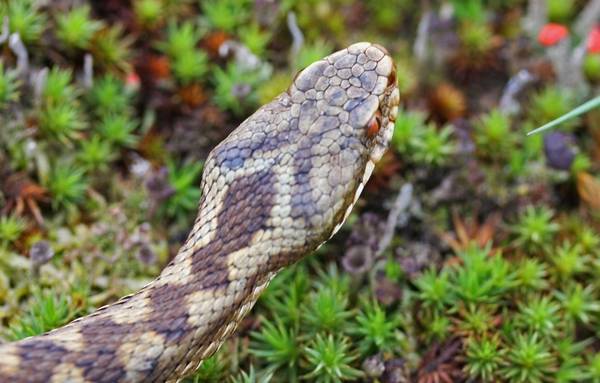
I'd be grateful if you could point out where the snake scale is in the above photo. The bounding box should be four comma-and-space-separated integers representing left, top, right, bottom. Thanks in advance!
0, 42, 399, 383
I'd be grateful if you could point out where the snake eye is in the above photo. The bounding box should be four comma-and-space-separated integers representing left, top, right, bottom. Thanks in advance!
366, 112, 382, 138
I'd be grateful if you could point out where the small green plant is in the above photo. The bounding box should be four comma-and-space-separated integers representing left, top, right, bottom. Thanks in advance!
571, 153, 592, 174
423, 310, 451, 341
512, 206, 559, 250
38, 67, 86, 143
97, 114, 138, 147
92, 24, 132, 72
77, 135, 115, 171
250, 318, 300, 380
55, 5, 103, 50
133, 0, 163, 28
230, 365, 273, 383
458, 21, 494, 57
549, 241, 588, 280
583, 54, 600, 83
1, 0, 47, 44
38, 102, 86, 144
455, 303, 496, 336
514, 258, 548, 292
474, 109, 515, 159
313, 264, 350, 297
44, 163, 88, 209
585, 353, 600, 382
529, 87, 576, 129
261, 266, 309, 327
415, 267, 452, 310
501, 332, 556, 383
451, 245, 514, 305
8, 290, 73, 340
547, 0, 575, 22
351, 300, 403, 355
465, 336, 503, 382
159, 21, 202, 58
158, 21, 208, 84
303, 287, 352, 333
555, 338, 589, 383
412, 124, 455, 166
302, 334, 363, 383
578, 226, 600, 254
189, 352, 227, 382
43, 67, 79, 105
239, 23, 271, 57
172, 50, 209, 85
0, 215, 26, 248
391, 109, 427, 155
516, 296, 560, 336
0, 63, 20, 108
162, 160, 203, 220
451, 0, 485, 23
555, 284, 600, 325
88, 74, 132, 117
200, 0, 251, 33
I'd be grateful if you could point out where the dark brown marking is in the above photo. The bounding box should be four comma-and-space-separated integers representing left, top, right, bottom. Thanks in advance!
15, 339, 69, 382
142, 169, 277, 379
77, 318, 129, 382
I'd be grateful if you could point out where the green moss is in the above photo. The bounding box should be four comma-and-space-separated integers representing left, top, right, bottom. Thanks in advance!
547, 0, 576, 22
162, 160, 203, 220
1, 0, 47, 44
44, 163, 89, 209
0, 63, 20, 108
529, 87, 577, 129
474, 109, 516, 160
200, 0, 252, 33
584, 54, 600, 83
133, 0, 164, 28
7, 290, 73, 341
302, 334, 363, 383
501, 332, 556, 383
412, 124, 456, 166
465, 336, 504, 382
0, 215, 26, 248
92, 24, 132, 72
55, 5, 103, 51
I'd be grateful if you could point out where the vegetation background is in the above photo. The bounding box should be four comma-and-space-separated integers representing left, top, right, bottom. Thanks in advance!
0, 0, 600, 382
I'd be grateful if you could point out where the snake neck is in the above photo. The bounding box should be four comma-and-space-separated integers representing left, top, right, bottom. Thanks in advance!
0, 203, 288, 383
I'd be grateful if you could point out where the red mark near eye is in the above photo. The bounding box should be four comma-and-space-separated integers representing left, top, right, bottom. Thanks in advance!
367, 112, 382, 138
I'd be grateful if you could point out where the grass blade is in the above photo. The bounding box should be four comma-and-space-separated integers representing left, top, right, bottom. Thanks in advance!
527, 95, 600, 136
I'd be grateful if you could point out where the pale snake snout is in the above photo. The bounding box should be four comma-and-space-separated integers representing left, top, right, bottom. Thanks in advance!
0, 42, 400, 383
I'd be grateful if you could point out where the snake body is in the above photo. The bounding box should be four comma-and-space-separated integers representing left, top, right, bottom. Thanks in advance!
0, 42, 399, 383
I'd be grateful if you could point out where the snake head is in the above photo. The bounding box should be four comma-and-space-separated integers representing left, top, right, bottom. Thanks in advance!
203, 42, 399, 261
286, 42, 400, 238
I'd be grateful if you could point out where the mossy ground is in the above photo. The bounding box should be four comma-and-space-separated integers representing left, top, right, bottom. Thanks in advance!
1, 1, 600, 382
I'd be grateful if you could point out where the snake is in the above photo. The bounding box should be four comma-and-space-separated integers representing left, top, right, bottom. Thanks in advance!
0, 42, 399, 383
